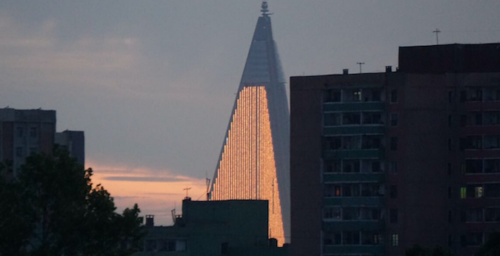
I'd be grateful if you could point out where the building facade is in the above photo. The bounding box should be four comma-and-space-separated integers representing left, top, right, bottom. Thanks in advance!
0, 108, 85, 177
134, 198, 289, 256
0, 108, 56, 176
209, 1, 290, 245
290, 43, 500, 256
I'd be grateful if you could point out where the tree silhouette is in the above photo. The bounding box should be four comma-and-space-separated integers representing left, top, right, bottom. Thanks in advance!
0, 148, 144, 256
477, 232, 500, 256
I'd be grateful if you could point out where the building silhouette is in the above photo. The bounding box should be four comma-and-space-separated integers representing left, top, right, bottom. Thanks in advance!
290, 43, 500, 256
134, 198, 288, 256
0, 108, 85, 178
209, 1, 290, 245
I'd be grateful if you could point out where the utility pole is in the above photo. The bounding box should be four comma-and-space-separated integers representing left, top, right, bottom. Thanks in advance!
433, 29, 441, 45
357, 62, 365, 73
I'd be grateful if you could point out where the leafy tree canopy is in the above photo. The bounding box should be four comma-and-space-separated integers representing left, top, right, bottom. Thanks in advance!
477, 232, 500, 256
0, 148, 144, 256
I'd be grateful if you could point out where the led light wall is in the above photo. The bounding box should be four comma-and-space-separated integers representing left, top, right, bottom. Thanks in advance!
211, 85, 285, 245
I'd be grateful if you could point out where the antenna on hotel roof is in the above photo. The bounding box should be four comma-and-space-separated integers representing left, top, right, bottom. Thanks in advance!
261, 1, 271, 16
433, 28, 441, 45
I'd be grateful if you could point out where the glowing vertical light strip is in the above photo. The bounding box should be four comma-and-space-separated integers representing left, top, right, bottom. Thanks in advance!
211, 85, 285, 245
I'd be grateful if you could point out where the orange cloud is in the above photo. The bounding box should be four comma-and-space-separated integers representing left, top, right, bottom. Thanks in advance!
87, 160, 208, 226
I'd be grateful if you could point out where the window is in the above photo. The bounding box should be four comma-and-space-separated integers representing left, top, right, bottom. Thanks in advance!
390, 89, 398, 103
390, 137, 398, 151
360, 183, 383, 197
324, 207, 342, 220
391, 234, 399, 246
324, 184, 342, 197
360, 207, 381, 220
484, 87, 500, 101
484, 135, 500, 149
483, 111, 500, 125
342, 112, 361, 125
485, 208, 500, 222
460, 187, 466, 199
390, 113, 398, 126
324, 113, 341, 126
15, 147, 23, 158
362, 232, 382, 245
344, 89, 361, 102
464, 232, 483, 246
460, 136, 482, 150
448, 91, 454, 103
16, 127, 24, 138
465, 159, 483, 174
343, 231, 360, 245
485, 183, 500, 198
363, 112, 382, 124
448, 115, 452, 127
324, 160, 341, 173
448, 163, 452, 175
324, 231, 342, 245
448, 210, 453, 223
485, 159, 500, 173
465, 208, 483, 222
325, 89, 341, 102
474, 112, 482, 125
363, 88, 382, 102
390, 209, 398, 223
29, 127, 37, 138
390, 161, 397, 173
362, 135, 382, 149
460, 115, 467, 127
343, 207, 359, 220
371, 161, 381, 173
342, 136, 361, 150
448, 187, 452, 199
390, 185, 398, 199
342, 184, 360, 197
325, 136, 341, 150
343, 160, 360, 173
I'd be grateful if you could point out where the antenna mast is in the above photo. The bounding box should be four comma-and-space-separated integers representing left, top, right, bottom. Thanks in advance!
433, 29, 441, 45
261, 1, 269, 16
357, 62, 365, 73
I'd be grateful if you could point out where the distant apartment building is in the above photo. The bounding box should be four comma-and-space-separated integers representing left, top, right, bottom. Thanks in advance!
55, 130, 85, 166
0, 108, 84, 177
290, 43, 500, 256
134, 198, 289, 256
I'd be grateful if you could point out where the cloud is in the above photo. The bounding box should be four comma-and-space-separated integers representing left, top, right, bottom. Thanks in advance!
87, 160, 208, 226
102, 176, 189, 183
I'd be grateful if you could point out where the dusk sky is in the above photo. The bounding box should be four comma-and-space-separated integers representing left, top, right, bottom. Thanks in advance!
1, 0, 500, 225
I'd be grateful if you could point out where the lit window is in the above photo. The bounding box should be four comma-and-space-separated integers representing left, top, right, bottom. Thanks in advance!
391, 234, 399, 246
460, 187, 466, 199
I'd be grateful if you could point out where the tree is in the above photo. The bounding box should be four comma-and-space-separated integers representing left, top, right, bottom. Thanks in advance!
0, 148, 144, 256
477, 232, 500, 256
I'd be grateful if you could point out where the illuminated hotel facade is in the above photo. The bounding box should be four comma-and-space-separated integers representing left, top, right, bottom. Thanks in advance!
208, 2, 290, 245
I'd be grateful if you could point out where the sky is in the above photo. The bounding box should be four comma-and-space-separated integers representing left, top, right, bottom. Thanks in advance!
1, 0, 500, 225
